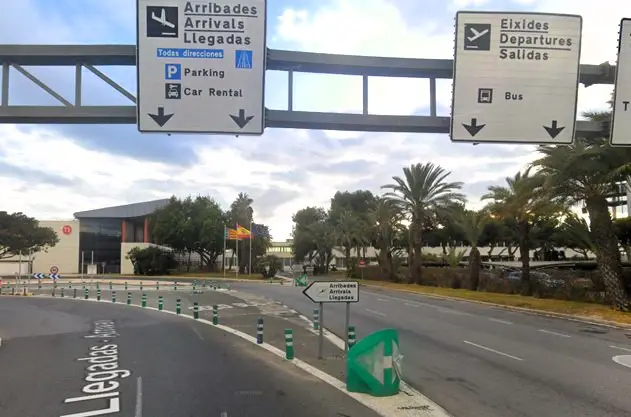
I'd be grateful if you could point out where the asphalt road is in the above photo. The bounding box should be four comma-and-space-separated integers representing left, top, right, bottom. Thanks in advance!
0, 296, 381, 417
230, 282, 631, 417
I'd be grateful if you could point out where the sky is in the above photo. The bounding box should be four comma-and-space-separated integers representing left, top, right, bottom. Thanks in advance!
0, 0, 629, 241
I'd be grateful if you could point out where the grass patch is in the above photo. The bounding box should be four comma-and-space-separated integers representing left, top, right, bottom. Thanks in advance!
363, 281, 631, 325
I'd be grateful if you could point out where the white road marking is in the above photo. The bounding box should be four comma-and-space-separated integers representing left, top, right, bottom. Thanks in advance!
377, 298, 389, 302
135, 377, 143, 417
463, 340, 524, 361
192, 327, 204, 340
610, 345, 631, 353
220, 412, 228, 417
437, 308, 472, 316
404, 302, 418, 307
613, 355, 631, 369
366, 309, 386, 317
489, 318, 513, 325
538, 329, 571, 338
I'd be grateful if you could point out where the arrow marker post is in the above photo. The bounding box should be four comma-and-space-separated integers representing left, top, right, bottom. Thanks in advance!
230, 109, 254, 129
543, 120, 565, 138
462, 118, 485, 137
148, 107, 174, 127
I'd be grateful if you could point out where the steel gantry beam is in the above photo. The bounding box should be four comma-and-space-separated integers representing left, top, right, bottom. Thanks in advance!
0, 44, 616, 136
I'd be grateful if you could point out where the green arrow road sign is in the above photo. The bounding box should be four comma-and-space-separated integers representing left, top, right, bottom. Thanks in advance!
346, 328, 401, 397
295, 274, 309, 287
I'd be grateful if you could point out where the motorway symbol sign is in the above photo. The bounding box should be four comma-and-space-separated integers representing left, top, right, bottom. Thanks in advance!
451, 12, 582, 144
136, 0, 267, 135
611, 18, 631, 146
302, 281, 359, 303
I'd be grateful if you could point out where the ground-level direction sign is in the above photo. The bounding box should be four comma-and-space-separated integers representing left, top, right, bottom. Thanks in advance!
451, 11, 582, 144
302, 281, 359, 303
611, 18, 631, 146
136, 0, 267, 135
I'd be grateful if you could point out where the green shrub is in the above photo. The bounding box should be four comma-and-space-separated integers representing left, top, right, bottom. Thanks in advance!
126, 246, 176, 276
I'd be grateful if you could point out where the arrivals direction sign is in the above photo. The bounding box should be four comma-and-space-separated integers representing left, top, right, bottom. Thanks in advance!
610, 18, 631, 146
136, 0, 267, 135
302, 281, 359, 303
451, 12, 582, 144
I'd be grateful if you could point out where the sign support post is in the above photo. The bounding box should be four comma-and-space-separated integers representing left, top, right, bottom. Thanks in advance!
303, 280, 359, 358
345, 302, 350, 352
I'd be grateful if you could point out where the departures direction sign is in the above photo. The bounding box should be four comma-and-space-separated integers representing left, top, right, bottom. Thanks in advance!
451, 11, 582, 144
610, 18, 631, 146
136, 0, 267, 135
302, 281, 359, 303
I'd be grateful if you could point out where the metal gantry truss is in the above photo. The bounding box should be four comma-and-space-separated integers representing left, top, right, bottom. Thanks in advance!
0, 44, 617, 135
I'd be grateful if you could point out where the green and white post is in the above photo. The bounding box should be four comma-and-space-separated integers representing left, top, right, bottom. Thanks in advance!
73, 288, 77, 299
127, 292, 132, 305
156, 281, 159, 291
141, 293, 147, 307
174, 281, 178, 291
193, 302, 199, 319
97, 289, 101, 301
61, 287, 65, 298
348, 325, 356, 348
109, 281, 112, 290
313, 309, 319, 330
256, 318, 264, 344
140, 281, 143, 291
176, 299, 181, 314
125, 281, 128, 290
212, 304, 218, 325
158, 296, 164, 311
284, 329, 294, 360
112, 291, 116, 303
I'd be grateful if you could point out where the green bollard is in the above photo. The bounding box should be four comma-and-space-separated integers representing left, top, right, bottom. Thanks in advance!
212, 304, 218, 325
284, 329, 294, 360
54, 282, 57, 289
193, 302, 199, 319
125, 282, 128, 290
52, 287, 55, 297
84, 288, 88, 300
156, 281, 159, 291
97, 289, 101, 301
174, 281, 178, 291
61, 287, 65, 298
69, 281, 72, 289
140, 281, 143, 291
112, 291, 116, 303
256, 318, 264, 344
127, 292, 132, 305
109, 281, 112, 290
176, 299, 181, 314
96, 282, 100, 290
142, 293, 147, 307
38, 282, 41, 290
313, 309, 320, 330
73, 288, 77, 299
348, 325, 356, 348
158, 296, 164, 311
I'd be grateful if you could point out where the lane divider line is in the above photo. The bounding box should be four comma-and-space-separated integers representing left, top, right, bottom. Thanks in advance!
463, 340, 524, 361
538, 329, 571, 338
610, 345, 631, 353
366, 309, 386, 317
32, 295, 451, 417
488, 318, 513, 325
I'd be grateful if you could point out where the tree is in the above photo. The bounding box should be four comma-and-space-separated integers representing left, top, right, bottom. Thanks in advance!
291, 207, 327, 263
533, 131, 631, 310
482, 168, 559, 296
126, 246, 176, 275
0, 211, 58, 259
382, 162, 466, 284
613, 217, 631, 261
554, 214, 595, 261
228, 193, 254, 273
454, 210, 487, 290
478, 217, 505, 259
151, 195, 225, 271
369, 197, 403, 281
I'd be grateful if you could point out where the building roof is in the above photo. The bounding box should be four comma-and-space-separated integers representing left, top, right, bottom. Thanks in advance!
73, 199, 170, 219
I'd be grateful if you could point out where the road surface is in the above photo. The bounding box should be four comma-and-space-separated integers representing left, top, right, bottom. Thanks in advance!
0, 296, 381, 417
230, 282, 631, 417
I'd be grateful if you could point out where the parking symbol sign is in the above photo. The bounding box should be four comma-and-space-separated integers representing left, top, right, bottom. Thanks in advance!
165, 63, 181, 80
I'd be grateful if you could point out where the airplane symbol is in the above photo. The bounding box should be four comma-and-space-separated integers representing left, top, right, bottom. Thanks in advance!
318, 288, 327, 295
151, 8, 175, 28
467, 27, 489, 42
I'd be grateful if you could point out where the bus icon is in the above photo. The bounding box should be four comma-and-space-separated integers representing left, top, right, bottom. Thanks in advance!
477, 88, 493, 104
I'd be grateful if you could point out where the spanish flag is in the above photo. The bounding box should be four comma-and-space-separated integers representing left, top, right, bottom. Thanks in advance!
225, 227, 241, 240
236, 224, 251, 239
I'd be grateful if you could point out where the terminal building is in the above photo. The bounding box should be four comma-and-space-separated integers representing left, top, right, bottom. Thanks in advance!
0, 199, 170, 277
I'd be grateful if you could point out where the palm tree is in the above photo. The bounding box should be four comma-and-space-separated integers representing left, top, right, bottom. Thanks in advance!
335, 209, 365, 276
382, 163, 466, 284
454, 210, 487, 290
482, 168, 557, 296
370, 197, 403, 281
532, 133, 631, 310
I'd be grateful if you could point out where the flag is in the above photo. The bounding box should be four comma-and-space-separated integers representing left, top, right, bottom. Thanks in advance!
251, 223, 267, 237
225, 227, 241, 240
236, 224, 251, 239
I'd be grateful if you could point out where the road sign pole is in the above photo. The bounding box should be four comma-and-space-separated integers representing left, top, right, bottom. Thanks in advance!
345, 302, 350, 352
318, 302, 324, 359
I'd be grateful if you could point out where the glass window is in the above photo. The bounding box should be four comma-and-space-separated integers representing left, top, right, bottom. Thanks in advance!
79, 218, 123, 274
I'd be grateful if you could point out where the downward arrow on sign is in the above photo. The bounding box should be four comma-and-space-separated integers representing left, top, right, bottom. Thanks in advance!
230, 109, 254, 128
148, 107, 174, 127
462, 118, 485, 137
543, 120, 565, 138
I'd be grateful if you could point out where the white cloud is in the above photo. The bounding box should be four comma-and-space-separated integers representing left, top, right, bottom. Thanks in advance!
1, 0, 626, 241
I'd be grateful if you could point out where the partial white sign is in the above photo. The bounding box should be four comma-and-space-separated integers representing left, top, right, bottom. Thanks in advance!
302, 281, 359, 303
611, 18, 631, 146
451, 12, 582, 144
136, 0, 267, 134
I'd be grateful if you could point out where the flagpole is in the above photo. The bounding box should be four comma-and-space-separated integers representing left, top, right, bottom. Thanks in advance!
249, 221, 252, 277
235, 223, 239, 277
223, 224, 226, 278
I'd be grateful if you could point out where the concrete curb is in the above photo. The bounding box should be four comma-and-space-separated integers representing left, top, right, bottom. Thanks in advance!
361, 284, 631, 330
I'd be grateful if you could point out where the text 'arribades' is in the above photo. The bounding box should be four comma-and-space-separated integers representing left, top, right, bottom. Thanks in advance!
183, 2, 259, 47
